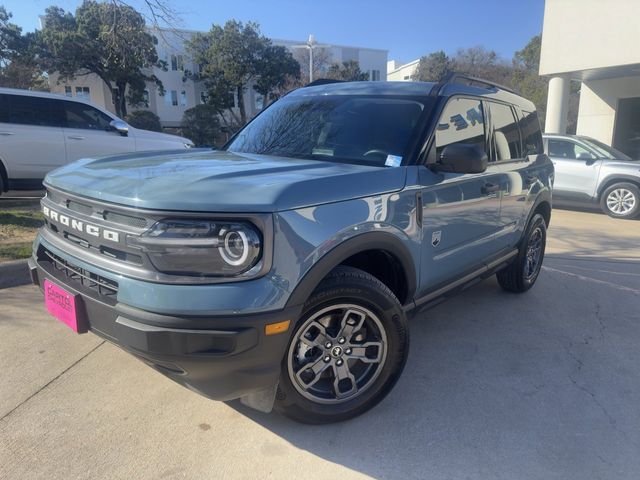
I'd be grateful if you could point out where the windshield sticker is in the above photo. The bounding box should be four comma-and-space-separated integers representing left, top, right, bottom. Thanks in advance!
385, 155, 403, 167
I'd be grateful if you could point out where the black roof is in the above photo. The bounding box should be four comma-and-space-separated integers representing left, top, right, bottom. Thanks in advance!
291, 75, 536, 111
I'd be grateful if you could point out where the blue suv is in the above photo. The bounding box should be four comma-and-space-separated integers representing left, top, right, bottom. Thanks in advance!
30, 75, 553, 424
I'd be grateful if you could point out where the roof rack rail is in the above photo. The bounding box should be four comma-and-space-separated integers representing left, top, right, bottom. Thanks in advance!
429, 72, 517, 96
304, 78, 345, 88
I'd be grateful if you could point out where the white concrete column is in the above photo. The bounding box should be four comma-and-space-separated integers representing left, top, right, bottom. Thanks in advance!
545, 74, 571, 134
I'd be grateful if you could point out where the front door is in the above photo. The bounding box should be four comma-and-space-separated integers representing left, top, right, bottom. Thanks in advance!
547, 137, 602, 202
417, 97, 503, 295
61, 100, 135, 163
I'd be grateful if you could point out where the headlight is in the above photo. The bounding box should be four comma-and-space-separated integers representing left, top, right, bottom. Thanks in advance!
128, 219, 262, 277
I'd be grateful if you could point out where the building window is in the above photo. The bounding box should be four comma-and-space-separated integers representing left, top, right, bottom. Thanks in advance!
64, 86, 73, 97
171, 90, 178, 106
143, 89, 150, 107
180, 90, 187, 107
370, 70, 381, 81
75, 86, 90, 100
403, 75, 410, 80
170, 54, 184, 71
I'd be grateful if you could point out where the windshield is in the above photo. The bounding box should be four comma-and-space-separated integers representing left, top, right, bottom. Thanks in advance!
227, 95, 429, 167
581, 137, 634, 161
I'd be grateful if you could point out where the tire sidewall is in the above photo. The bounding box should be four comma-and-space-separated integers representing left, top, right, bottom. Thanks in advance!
276, 271, 408, 423
600, 183, 640, 219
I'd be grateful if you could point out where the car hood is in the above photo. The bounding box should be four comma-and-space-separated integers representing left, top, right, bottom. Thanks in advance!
44, 150, 407, 212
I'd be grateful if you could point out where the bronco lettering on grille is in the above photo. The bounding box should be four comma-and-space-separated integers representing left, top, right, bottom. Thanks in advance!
43, 205, 120, 243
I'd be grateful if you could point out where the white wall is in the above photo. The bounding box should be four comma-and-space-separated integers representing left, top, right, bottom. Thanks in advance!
540, 0, 640, 76
577, 75, 640, 145
387, 59, 419, 82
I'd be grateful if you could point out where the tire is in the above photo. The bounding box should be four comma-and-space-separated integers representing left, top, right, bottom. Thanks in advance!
600, 182, 640, 219
497, 213, 547, 293
275, 266, 409, 424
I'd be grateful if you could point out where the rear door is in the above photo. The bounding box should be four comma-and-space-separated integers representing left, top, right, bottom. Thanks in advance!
546, 137, 602, 201
485, 101, 532, 249
61, 100, 135, 162
417, 96, 503, 294
0, 93, 66, 184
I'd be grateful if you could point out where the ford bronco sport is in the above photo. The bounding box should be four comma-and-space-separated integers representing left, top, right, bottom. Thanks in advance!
30, 75, 554, 424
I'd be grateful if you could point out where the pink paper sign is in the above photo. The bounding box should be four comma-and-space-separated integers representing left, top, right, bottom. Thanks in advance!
44, 279, 80, 333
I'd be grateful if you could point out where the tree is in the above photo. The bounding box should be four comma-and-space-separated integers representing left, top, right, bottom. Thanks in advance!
39, 1, 165, 117
412, 50, 451, 82
125, 110, 162, 131
181, 104, 220, 147
0, 6, 20, 64
253, 45, 300, 103
453, 46, 513, 86
188, 20, 299, 126
326, 60, 369, 81
0, 7, 47, 90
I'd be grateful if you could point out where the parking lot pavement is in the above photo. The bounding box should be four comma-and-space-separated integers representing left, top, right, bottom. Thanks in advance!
1, 209, 639, 480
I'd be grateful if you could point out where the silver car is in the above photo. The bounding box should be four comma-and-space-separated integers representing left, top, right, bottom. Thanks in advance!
544, 134, 640, 219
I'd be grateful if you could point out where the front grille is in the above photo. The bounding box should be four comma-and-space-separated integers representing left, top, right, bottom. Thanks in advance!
67, 200, 93, 216
40, 247, 119, 302
103, 210, 149, 229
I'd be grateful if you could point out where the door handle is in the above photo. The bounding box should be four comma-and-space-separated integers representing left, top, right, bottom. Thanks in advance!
481, 183, 500, 195
67, 135, 85, 140
0, 131, 14, 136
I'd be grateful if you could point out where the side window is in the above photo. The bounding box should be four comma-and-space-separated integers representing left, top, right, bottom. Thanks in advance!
548, 139, 596, 160
8, 95, 63, 127
519, 110, 543, 155
489, 102, 521, 161
0, 94, 9, 123
435, 97, 486, 159
63, 101, 113, 130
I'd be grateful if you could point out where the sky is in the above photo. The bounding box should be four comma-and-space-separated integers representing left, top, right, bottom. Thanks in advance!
2, 0, 545, 62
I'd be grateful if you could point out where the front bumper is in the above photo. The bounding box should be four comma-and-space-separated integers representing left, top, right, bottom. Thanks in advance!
28, 250, 302, 402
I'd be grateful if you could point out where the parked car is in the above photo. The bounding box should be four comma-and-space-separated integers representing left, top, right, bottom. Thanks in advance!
544, 133, 640, 219
0, 87, 194, 194
29, 76, 553, 424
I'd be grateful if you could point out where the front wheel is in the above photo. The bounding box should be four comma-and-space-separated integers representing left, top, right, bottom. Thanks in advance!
275, 267, 409, 424
497, 213, 547, 293
600, 183, 640, 219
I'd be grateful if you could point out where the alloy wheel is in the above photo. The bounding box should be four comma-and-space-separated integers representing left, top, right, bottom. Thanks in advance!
606, 188, 636, 215
524, 226, 543, 280
287, 304, 387, 404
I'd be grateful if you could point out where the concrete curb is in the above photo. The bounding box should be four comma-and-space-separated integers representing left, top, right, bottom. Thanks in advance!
0, 259, 31, 290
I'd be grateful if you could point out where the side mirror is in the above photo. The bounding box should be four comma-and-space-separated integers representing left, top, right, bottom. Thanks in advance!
109, 119, 129, 136
435, 144, 488, 174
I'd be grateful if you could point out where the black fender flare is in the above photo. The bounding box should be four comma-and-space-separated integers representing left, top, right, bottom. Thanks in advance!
284, 231, 418, 309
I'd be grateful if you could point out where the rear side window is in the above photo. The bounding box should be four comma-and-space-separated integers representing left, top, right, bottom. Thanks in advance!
435, 97, 486, 158
488, 102, 521, 161
6, 94, 63, 127
0, 94, 9, 123
63, 101, 113, 130
520, 110, 544, 155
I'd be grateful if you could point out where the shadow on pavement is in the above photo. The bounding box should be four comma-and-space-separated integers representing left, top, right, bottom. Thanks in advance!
227, 266, 640, 479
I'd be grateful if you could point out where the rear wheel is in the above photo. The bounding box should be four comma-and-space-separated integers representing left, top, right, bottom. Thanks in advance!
600, 182, 640, 219
275, 267, 409, 424
497, 213, 546, 293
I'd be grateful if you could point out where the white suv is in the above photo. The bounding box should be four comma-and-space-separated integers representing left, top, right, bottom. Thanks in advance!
0, 87, 193, 193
